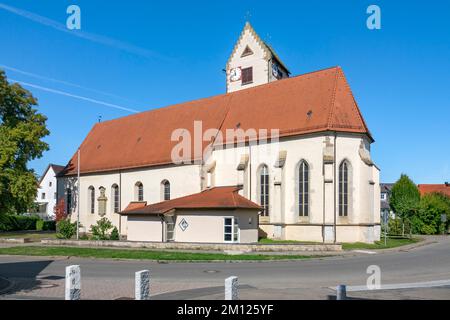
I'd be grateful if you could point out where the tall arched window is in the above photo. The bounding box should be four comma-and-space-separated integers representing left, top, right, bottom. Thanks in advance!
161, 180, 170, 201
112, 184, 119, 213
339, 161, 349, 217
88, 186, 95, 214
259, 165, 269, 217
298, 160, 309, 217
135, 182, 143, 201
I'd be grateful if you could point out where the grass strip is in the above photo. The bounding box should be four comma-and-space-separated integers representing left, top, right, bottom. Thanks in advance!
342, 237, 419, 250
0, 246, 315, 261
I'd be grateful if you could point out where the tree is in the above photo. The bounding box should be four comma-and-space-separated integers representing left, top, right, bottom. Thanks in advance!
389, 174, 420, 237
0, 70, 49, 214
54, 198, 67, 222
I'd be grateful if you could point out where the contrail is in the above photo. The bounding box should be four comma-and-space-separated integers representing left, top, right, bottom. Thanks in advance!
0, 3, 171, 61
10, 79, 140, 114
0, 64, 136, 103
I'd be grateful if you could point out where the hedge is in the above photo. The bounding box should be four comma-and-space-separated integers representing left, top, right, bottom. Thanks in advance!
0, 215, 40, 232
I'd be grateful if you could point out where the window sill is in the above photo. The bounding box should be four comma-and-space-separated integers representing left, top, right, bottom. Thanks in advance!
241, 81, 253, 86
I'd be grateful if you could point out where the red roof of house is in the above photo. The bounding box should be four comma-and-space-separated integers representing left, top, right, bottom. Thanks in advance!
123, 201, 147, 212
120, 186, 262, 215
61, 66, 371, 176
418, 184, 450, 197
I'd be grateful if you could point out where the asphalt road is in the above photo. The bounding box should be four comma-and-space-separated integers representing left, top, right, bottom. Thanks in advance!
0, 236, 449, 299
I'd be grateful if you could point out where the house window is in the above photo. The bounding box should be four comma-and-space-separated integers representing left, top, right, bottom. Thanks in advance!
381, 193, 387, 201
89, 186, 95, 214
112, 184, 119, 213
224, 217, 239, 242
166, 216, 175, 242
339, 161, 349, 217
135, 182, 143, 201
162, 180, 170, 201
49, 181, 52, 187
66, 188, 72, 214
41, 193, 46, 200
259, 165, 269, 217
298, 160, 309, 217
241, 67, 253, 85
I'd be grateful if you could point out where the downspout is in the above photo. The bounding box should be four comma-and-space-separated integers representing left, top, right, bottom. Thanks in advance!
322, 156, 326, 243
160, 215, 165, 242
249, 142, 252, 201
119, 170, 122, 237
334, 132, 337, 244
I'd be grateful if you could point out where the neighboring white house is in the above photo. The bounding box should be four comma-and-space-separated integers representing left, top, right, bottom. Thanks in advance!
57, 22, 381, 244
35, 164, 65, 220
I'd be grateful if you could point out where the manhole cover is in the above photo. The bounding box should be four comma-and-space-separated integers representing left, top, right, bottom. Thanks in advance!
39, 275, 64, 280
203, 270, 220, 274
38, 284, 59, 289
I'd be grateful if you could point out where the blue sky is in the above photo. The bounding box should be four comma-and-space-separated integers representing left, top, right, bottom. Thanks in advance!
1, 0, 449, 184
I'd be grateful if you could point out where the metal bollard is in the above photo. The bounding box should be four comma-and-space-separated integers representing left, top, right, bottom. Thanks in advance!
336, 284, 347, 300
65, 265, 81, 300
135, 270, 150, 300
225, 276, 238, 300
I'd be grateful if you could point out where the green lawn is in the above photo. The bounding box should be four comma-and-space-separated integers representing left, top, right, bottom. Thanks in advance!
258, 238, 321, 245
0, 246, 315, 261
0, 231, 57, 240
342, 237, 419, 250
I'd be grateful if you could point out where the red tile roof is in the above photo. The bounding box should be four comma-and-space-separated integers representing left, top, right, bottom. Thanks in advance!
418, 184, 450, 197
123, 201, 147, 212
61, 66, 371, 176
120, 186, 262, 215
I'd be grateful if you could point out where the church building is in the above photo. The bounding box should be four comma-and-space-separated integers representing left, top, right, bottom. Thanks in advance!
57, 22, 381, 244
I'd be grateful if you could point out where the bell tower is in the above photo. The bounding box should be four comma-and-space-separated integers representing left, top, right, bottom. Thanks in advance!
226, 22, 290, 93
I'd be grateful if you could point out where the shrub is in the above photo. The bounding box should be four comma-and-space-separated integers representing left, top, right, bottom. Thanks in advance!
0, 215, 39, 231
56, 219, 77, 239
90, 217, 114, 240
79, 234, 89, 240
36, 220, 44, 231
412, 193, 450, 235
110, 227, 119, 240
43, 220, 56, 231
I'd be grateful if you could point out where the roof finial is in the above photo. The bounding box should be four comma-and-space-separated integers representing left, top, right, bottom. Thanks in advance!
245, 11, 252, 23
98, 115, 102, 123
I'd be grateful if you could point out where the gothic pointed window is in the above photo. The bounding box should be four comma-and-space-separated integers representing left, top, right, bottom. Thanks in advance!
241, 45, 254, 57
339, 161, 350, 217
88, 186, 95, 214
258, 165, 269, 217
112, 184, 119, 213
298, 160, 309, 217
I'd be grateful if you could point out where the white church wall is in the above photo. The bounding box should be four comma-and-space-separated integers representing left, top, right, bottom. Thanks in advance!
211, 132, 379, 243
61, 164, 202, 235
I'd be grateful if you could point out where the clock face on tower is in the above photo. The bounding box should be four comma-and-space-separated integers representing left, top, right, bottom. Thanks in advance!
230, 67, 242, 82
